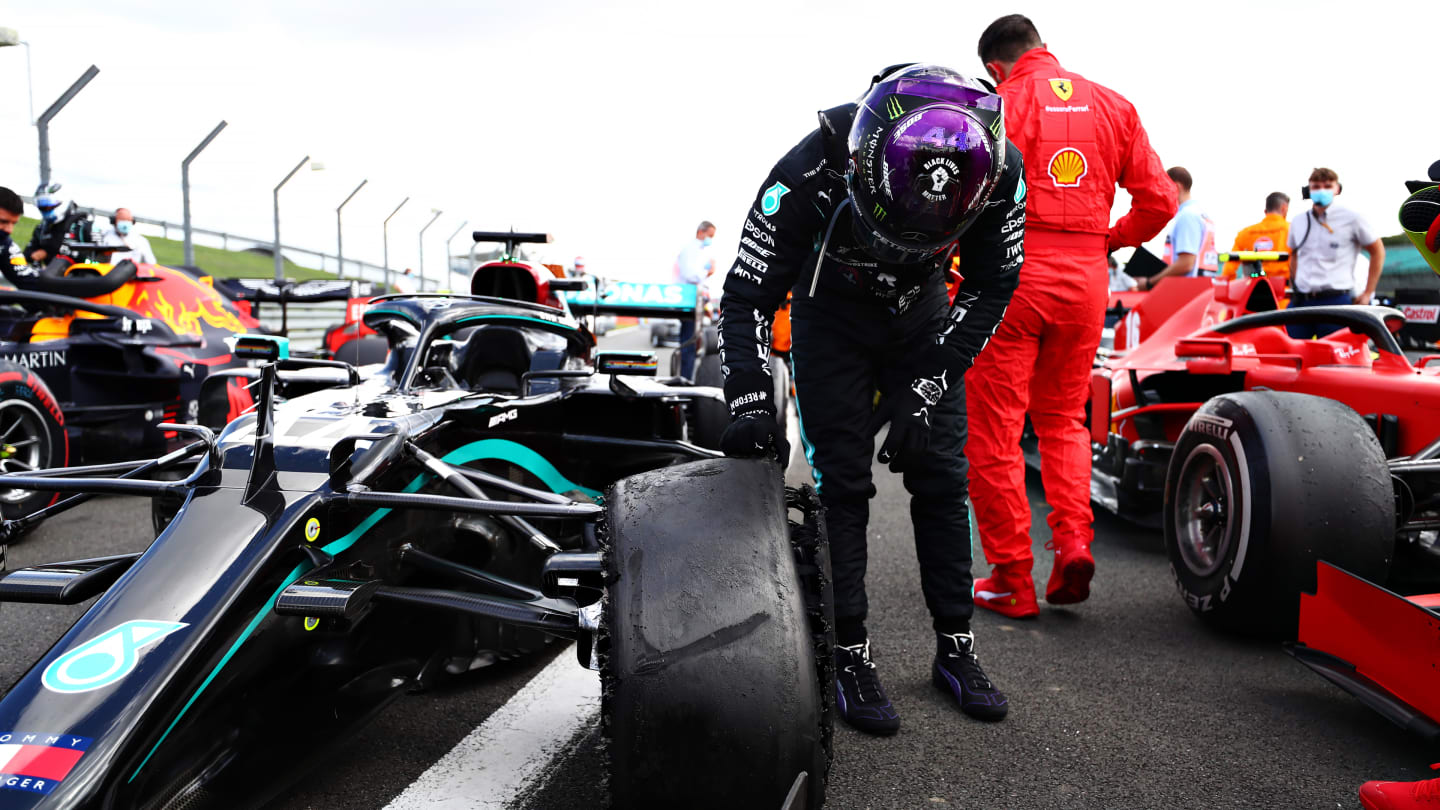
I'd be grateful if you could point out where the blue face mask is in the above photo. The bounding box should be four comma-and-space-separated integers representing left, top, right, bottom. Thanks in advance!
41, 207, 60, 223
1310, 188, 1335, 207
701, 236, 713, 247
116, 221, 132, 236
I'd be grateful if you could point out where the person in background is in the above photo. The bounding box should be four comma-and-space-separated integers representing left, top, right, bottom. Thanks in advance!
1108, 254, 1137, 292
100, 208, 156, 265
0, 187, 22, 263
1223, 192, 1290, 279
1137, 167, 1217, 289
1286, 167, 1385, 338
968, 14, 1175, 619
672, 220, 716, 379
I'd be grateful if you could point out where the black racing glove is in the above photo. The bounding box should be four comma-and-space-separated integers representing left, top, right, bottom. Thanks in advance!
871, 368, 950, 473
720, 411, 790, 464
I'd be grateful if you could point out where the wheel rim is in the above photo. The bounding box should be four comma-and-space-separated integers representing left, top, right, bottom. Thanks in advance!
0, 399, 51, 504
1174, 444, 1235, 578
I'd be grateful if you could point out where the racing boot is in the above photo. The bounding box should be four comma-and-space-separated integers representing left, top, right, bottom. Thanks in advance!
1360, 765, 1440, 809
1044, 539, 1095, 605
834, 639, 900, 736
974, 565, 1039, 619
932, 631, 1008, 721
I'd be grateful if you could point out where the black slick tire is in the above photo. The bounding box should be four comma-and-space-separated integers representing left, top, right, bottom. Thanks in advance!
1163, 391, 1394, 637
601, 458, 829, 809
0, 361, 68, 527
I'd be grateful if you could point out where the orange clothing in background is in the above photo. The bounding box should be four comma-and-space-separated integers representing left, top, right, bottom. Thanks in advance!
1222, 213, 1290, 279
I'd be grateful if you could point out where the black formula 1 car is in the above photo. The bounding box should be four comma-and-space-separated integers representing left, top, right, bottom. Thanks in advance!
0, 262, 833, 808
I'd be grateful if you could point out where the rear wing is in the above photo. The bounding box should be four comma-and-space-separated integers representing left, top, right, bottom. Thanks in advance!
559, 280, 700, 319
472, 230, 553, 260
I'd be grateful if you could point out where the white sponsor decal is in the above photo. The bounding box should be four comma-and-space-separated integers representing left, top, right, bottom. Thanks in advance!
1401, 304, 1440, 324
1043, 104, 1091, 113
1187, 413, 1232, 440
728, 266, 763, 285
743, 218, 776, 246
740, 236, 775, 259
729, 390, 769, 411
736, 249, 769, 275
1, 350, 66, 369
487, 409, 518, 428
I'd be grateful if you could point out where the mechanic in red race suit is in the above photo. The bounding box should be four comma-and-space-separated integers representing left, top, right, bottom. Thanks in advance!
717, 64, 1026, 735
967, 16, 1176, 619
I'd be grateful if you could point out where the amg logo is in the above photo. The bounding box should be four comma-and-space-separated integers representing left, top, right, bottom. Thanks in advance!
487, 409, 518, 428
1, 350, 66, 369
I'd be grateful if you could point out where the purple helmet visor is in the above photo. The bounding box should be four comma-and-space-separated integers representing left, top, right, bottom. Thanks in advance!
849, 105, 1000, 261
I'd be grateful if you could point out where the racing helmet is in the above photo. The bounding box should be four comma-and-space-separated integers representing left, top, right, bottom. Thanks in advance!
34, 182, 69, 223
1399, 161, 1440, 277
847, 64, 1007, 263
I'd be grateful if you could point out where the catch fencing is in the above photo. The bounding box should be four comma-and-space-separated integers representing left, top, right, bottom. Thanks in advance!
21, 197, 475, 291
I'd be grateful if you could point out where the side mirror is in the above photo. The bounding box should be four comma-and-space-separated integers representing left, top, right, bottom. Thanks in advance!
1176, 338, 1232, 375
595, 351, 658, 376
548, 278, 588, 292
233, 334, 291, 361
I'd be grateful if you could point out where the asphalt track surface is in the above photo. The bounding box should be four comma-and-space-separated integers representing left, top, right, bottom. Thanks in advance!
0, 327, 1427, 808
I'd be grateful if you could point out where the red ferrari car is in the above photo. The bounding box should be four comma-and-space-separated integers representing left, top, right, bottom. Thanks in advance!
1088, 169, 1440, 638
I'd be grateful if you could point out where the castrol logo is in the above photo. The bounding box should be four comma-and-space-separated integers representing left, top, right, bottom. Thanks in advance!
1047, 148, 1088, 188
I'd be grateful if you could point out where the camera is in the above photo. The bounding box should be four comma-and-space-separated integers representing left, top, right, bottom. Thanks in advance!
1300, 186, 1310, 200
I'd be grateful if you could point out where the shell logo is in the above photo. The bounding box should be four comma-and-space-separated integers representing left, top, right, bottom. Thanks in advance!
1047, 148, 1088, 187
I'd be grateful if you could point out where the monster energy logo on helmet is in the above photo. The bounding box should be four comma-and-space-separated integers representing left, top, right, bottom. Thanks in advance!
885, 96, 905, 120
873, 203, 887, 221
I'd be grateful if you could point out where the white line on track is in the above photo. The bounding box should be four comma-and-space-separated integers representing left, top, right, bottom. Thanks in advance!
384, 648, 599, 809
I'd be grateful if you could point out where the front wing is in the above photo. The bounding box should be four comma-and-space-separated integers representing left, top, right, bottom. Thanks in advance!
1287, 561, 1440, 740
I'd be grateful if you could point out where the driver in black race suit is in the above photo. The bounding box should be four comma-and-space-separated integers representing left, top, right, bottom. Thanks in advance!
717, 64, 1026, 735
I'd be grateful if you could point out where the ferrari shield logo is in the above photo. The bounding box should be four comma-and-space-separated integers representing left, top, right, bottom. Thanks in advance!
1049, 79, 1074, 101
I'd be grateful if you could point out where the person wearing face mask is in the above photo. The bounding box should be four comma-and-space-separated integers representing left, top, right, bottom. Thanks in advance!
672, 220, 716, 379
100, 208, 157, 265
0, 187, 22, 264
1286, 167, 1386, 338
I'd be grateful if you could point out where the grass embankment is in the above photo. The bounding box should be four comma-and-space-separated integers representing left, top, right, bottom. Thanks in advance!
11, 216, 335, 280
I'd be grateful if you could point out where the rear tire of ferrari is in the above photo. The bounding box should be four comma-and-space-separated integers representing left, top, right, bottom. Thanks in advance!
690, 350, 729, 450
1163, 391, 1394, 638
0, 362, 68, 529
601, 458, 829, 809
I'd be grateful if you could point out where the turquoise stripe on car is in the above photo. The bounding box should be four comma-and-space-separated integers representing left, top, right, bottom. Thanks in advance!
456, 314, 577, 331
787, 356, 822, 492
130, 439, 593, 780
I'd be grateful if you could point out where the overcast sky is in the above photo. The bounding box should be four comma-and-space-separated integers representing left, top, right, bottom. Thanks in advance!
2, 0, 1436, 286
